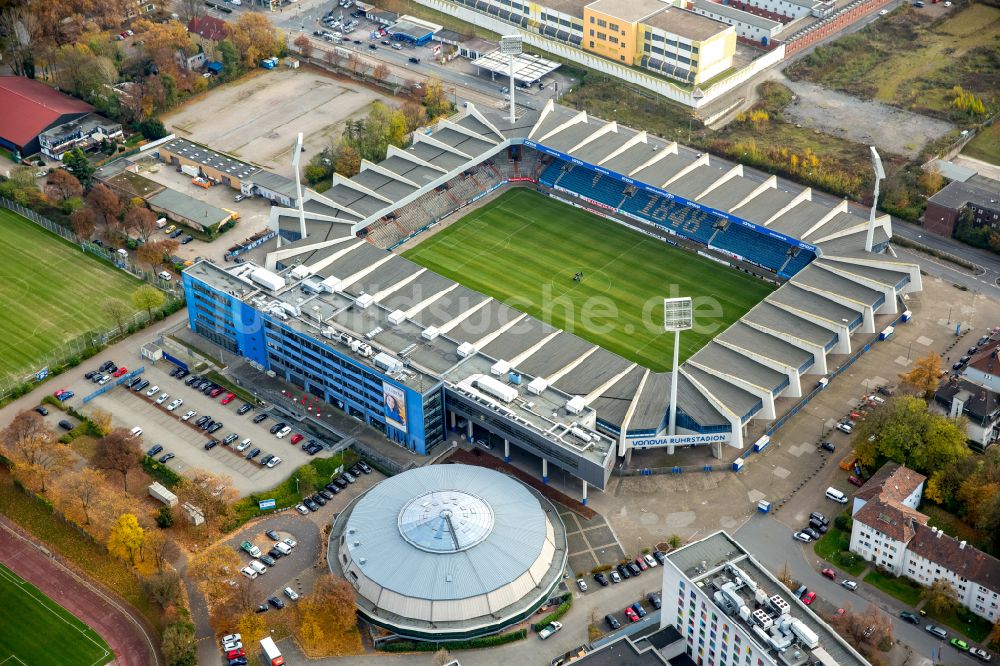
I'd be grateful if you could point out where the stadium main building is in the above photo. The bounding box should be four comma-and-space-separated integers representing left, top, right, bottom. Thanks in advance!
182, 100, 921, 501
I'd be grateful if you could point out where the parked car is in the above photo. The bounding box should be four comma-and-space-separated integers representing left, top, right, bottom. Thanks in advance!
801, 591, 816, 605
900, 611, 920, 625
357, 461, 372, 474
266, 529, 280, 541
208, 422, 223, 434
283, 586, 299, 601
155, 392, 170, 405
576, 578, 587, 592
802, 527, 821, 540
616, 564, 630, 580
222, 433, 239, 445
266, 456, 282, 468
609, 570, 622, 583
303, 498, 319, 512
237, 438, 253, 452
290, 433, 304, 444
841, 580, 858, 590
969, 647, 992, 662
253, 413, 268, 424
182, 410, 197, 421
158, 452, 175, 463
147, 444, 164, 457
950, 638, 970, 652
820, 441, 835, 452
631, 602, 647, 618
113, 367, 127, 377
237, 403, 253, 415
310, 493, 326, 506
647, 593, 662, 610
58, 420, 73, 430
793, 531, 812, 543
643, 553, 658, 568
35, 406, 49, 415
593, 572, 609, 587
626, 562, 641, 576
246, 448, 261, 460
221, 392, 236, 405
926, 624, 948, 639
275, 426, 292, 438
267, 596, 284, 609
634, 557, 648, 572
821, 568, 836, 580
605, 614, 621, 630
269, 422, 285, 434
653, 550, 666, 565
166, 398, 183, 411
259, 555, 276, 567
848, 475, 864, 487
625, 607, 639, 622
204, 440, 218, 450
538, 621, 562, 639
260, 454, 274, 467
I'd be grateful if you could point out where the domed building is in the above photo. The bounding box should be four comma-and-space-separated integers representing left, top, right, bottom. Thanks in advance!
329, 464, 568, 639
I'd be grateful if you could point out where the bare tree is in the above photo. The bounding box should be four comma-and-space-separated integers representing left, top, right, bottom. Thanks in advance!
0, 5, 40, 77
94, 428, 143, 492
124, 206, 158, 243
0, 410, 71, 492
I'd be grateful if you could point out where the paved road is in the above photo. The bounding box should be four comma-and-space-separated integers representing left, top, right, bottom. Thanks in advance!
735, 516, 982, 666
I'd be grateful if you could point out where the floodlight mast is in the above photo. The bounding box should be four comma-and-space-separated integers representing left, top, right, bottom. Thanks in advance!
291, 132, 307, 239
499, 35, 522, 125
664, 297, 693, 454
865, 146, 885, 253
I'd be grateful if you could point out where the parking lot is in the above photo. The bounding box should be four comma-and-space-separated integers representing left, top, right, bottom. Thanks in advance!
84, 361, 342, 495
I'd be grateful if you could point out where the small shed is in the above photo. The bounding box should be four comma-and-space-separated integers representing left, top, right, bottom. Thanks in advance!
148, 482, 178, 507
205, 61, 223, 74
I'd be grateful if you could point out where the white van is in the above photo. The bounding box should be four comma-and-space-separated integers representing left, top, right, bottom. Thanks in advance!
130, 426, 143, 437
158, 271, 172, 281
274, 542, 292, 555
155, 217, 167, 228
248, 560, 267, 575
825, 487, 848, 504
116, 248, 129, 259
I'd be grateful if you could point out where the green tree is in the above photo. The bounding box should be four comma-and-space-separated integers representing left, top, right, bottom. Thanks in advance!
136, 118, 167, 141
923, 579, 959, 615
132, 284, 166, 321
102, 297, 131, 333
107, 513, 145, 565
334, 144, 361, 178
63, 148, 95, 189
161, 620, 197, 666
217, 39, 242, 79
297, 464, 321, 495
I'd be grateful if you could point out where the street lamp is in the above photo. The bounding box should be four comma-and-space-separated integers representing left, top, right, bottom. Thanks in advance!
499, 35, 522, 125
665, 297, 693, 455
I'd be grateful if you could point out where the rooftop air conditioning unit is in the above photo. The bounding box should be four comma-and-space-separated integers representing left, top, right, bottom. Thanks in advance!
490, 360, 510, 376
388, 310, 406, 325
422, 326, 439, 341
290, 264, 311, 280
457, 342, 477, 358
566, 396, 587, 415
527, 377, 548, 395
355, 293, 375, 309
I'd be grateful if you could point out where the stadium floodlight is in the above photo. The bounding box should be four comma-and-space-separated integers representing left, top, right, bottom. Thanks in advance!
865, 146, 885, 253
499, 35, 522, 125
291, 132, 306, 240
664, 297, 693, 440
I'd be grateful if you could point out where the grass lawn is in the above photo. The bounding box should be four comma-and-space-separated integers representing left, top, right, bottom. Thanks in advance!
0, 562, 113, 666
813, 526, 866, 576
786, 4, 1000, 121
963, 122, 1000, 167
864, 569, 923, 607
402, 189, 773, 370
0, 209, 143, 381
924, 603, 993, 643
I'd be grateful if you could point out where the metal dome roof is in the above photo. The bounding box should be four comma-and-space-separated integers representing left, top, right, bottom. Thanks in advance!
342, 464, 552, 602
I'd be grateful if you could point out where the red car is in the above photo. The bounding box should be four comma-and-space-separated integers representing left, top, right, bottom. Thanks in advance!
290, 433, 304, 444
635, 557, 648, 571
210, 387, 224, 398
113, 367, 127, 377
821, 568, 836, 580
848, 475, 864, 487
221, 392, 236, 405
225, 648, 246, 659
53, 389, 67, 397
625, 607, 639, 622
802, 591, 817, 605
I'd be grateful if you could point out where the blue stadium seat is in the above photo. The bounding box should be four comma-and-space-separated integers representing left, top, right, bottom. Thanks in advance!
780, 249, 815, 278
619, 192, 716, 245
710, 224, 790, 272
539, 159, 566, 187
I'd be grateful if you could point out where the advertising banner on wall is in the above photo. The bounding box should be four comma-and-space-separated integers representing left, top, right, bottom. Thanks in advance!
382, 382, 408, 433
627, 433, 730, 449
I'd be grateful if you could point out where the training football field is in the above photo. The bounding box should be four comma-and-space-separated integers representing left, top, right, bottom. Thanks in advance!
403, 189, 774, 371
0, 563, 113, 666
0, 209, 143, 382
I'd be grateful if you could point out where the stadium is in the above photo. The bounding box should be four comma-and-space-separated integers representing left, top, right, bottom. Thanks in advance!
182, 99, 921, 502
328, 464, 567, 639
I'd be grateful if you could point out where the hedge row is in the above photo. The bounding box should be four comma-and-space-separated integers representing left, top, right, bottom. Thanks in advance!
382, 629, 527, 652
142, 456, 182, 488
532, 594, 572, 633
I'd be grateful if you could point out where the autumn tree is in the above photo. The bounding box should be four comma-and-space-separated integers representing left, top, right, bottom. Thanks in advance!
124, 206, 158, 243
142, 570, 181, 608
917, 165, 945, 197
372, 62, 389, 83
143, 529, 176, 571
989, 620, 1000, 650
235, 611, 267, 650
52, 43, 118, 103
102, 297, 132, 334
777, 561, 793, 589
135, 18, 195, 70
924, 579, 959, 615
132, 285, 166, 322
423, 77, 449, 119
899, 352, 943, 400
108, 513, 145, 565
62, 148, 95, 189
70, 206, 98, 239
829, 603, 893, 652
176, 469, 238, 527
293, 34, 312, 58
94, 428, 143, 492
187, 544, 241, 600
432, 648, 453, 666
227, 13, 277, 69
309, 574, 358, 634
137, 239, 178, 273
57, 467, 109, 525
46, 169, 84, 202
87, 183, 122, 227
177, 0, 204, 23
161, 620, 197, 666
90, 408, 114, 436
0, 5, 40, 77
400, 101, 427, 133
0, 410, 71, 492
334, 144, 361, 178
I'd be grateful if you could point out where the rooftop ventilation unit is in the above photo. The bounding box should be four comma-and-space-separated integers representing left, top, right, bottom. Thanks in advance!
321, 328, 337, 339
527, 377, 548, 395
490, 360, 511, 376
422, 326, 440, 341
388, 310, 406, 325
250, 268, 286, 291
751, 608, 773, 629
290, 264, 311, 280
457, 342, 477, 358
365, 327, 383, 340
769, 594, 790, 616
474, 375, 518, 403
566, 396, 587, 415
569, 427, 592, 443
373, 352, 403, 373
355, 293, 375, 309
318, 276, 341, 293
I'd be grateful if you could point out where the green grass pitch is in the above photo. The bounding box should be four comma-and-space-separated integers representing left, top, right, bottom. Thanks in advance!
0, 209, 143, 381
403, 189, 774, 371
0, 562, 113, 666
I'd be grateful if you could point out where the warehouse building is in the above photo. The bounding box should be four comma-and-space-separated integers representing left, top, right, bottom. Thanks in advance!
148, 188, 234, 232
329, 464, 567, 639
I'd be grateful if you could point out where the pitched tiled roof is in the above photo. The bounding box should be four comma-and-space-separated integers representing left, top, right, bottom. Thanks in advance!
0, 76, 93, 147
853, 462, 926, 505
909, 524, 1000, 594
188, 15, 227, 41
853, 498, 926, 543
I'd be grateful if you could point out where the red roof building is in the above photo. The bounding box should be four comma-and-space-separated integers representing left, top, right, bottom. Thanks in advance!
188, 16, 228, 42
0, 77, 93, 158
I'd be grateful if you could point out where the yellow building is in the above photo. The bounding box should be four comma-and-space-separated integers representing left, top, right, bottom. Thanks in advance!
582, 0, 735, 84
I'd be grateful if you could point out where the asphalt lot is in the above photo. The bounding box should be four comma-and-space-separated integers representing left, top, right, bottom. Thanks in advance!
81, 361, 340, 495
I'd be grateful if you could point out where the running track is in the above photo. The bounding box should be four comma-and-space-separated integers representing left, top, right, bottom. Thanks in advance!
0, 518, 161, 666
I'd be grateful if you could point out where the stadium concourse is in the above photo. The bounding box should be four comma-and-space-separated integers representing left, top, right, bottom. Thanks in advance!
183, 99, 921, 504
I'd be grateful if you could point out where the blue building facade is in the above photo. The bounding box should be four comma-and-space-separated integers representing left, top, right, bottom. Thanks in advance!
183, 272, 444, 454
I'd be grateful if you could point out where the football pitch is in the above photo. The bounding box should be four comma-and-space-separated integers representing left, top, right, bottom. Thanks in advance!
0, 563, 113, 666
0, 209, 143, 381
403, 189, 774, 371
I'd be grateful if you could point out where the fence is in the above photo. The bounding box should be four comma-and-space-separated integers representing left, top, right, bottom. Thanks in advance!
0, 196, 185, 396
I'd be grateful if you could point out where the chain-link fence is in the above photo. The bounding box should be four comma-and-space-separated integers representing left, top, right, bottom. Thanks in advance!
0, 196, 186, 398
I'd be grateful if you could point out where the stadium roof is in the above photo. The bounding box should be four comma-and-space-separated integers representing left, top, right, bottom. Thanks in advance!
0, 76, 93, 149
191, 99, 919, 464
